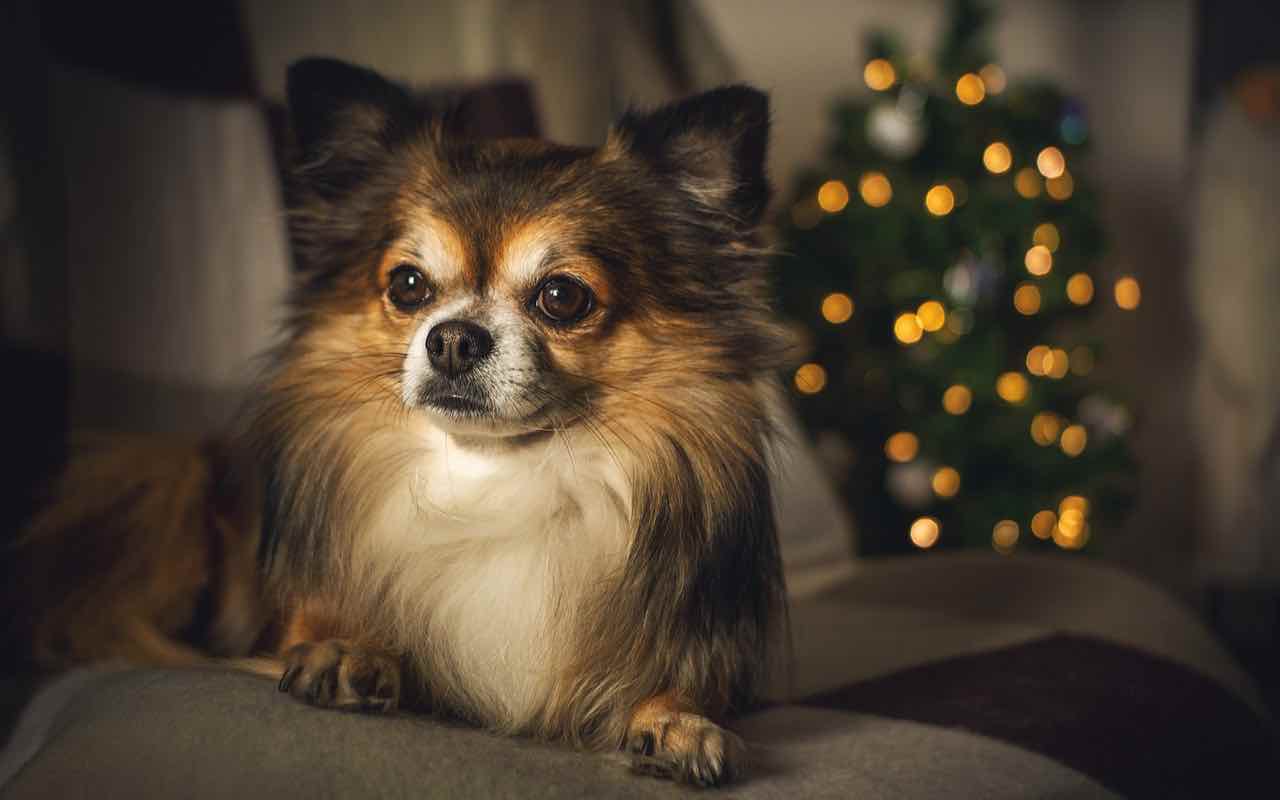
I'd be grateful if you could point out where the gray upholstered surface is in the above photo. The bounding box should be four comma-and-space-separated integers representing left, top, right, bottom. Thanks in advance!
0, 667, 1116, 799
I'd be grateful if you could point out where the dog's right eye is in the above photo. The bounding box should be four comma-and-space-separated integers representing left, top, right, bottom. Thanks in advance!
388, 265, 430, 310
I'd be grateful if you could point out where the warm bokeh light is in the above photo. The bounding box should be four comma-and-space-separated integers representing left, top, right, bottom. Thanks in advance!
916, 300, 946, 331
885, 431, 920, 462
1060, 424, 1087, 456
1015, 167, 1042, 198
996, 372, 1029, 405
1031, 510, 1057, 539
925, 184, 956, 216
992, 520, 1019, 554
1033, 222, 1060, 252
817, 180, 850, 213
955, 73, 986, 105
1047, 348, 1069, 379
1066, 273, 1094, 305
1054, 520, 1090, 550
1059, 495, 1090, 517
942, 384, 973, 415
1046, 170, 1074, 200
979, 64, 1007, 94
794, 363, 827, 395
864, 58, 897, 91
1013, 283, 1042, 315
859, 171, 893, 207
894, 312, 923, 344
1054, 507, 1089, 549
1036, 146, 1066, 179
1026, 344, 1051, 376
1024, 244, 1053, 276
932, 466, 961, 498
1070, 346, 1094, 376
821, 292, 854, 324
910, 516, 941, 548
1031, 412, 1063, 446
1114, 276, 1141, 310
983, 141, 1012, 174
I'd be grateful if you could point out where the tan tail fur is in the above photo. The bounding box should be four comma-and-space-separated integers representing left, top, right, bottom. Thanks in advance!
5, 433, 264, 669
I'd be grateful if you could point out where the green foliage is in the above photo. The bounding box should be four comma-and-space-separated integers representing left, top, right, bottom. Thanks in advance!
775, 0, 1136, 556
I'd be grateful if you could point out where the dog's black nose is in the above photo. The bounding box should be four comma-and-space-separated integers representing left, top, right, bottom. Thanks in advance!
425, 320, 493, 378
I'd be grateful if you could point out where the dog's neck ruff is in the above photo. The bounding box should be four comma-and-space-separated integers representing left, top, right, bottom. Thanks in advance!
352, 417, 633, 731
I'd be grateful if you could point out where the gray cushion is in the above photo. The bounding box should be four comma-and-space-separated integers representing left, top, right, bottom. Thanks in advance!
1, 667, 1115, 799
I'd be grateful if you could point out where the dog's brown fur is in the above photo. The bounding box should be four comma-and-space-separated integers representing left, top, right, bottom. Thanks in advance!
6, 59, 789, 787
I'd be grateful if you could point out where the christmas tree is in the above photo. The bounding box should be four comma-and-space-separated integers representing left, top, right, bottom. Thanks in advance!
776, 0, 1136, 556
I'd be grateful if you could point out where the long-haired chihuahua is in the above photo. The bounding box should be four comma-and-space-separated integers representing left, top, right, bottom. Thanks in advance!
8, 58, 790, 787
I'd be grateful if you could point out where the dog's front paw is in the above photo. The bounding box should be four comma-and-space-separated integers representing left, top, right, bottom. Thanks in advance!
627, 711, 745, 788
277, 639, 401, 713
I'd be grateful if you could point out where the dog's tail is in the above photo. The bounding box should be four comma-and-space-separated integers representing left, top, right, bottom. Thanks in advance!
3, 433, 265, 670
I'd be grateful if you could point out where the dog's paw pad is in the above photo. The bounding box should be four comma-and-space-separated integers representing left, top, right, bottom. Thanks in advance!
278, 640, 401, 713
627, 712, 744, 787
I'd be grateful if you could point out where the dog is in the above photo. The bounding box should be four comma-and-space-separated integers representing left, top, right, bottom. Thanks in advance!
7, 58, 790, 788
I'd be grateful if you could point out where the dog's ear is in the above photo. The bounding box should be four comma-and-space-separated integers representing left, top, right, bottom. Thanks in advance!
285, 58, 414, 187
608, 86, 771, 227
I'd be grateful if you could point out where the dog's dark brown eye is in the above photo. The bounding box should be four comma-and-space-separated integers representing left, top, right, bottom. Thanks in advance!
535, 277, 592, 323
388, 265, 429, 310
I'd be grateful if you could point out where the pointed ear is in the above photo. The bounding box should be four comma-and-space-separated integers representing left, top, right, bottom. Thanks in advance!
285, 58, 414, 185
608, 85, 771, 227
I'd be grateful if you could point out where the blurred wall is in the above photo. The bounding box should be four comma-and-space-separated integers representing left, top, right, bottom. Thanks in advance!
698, 0, 1198, 589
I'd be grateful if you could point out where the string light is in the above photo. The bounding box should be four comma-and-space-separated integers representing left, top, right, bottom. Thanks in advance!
932, 466, 961, 498
1059, 495, 1090, 516
1047, 348, 1069, 379
859, 171, 893, 207
1114, 276, 1141, 310
909, 516, 941, 548
942, 384, 973, 415
1033, 222, 1060, 252
1054, 520, 1090, 550
794, 363, 827, 394
1031, 510, 1057, 539
1066, 273, 1094, 305
864, 58, 897, 91
979, 64, 1007, 94
1031, 412, 1063, 445
885, 431, 920, 462
1026, 345, 1051, 376
925, 184, 956, 216
955, 73, 986, 105
1060, 424, 1087, 456
1053, 507, 1088, 549
1024, 245, 1053, 276
821, 292, 854, 323
1013, 283, 1042, 315
894, 312, 923, 344
996, 372, 1029, 404
1046, 171, 1074, 200
992, 520, 1019, 554
1036, 146, 1066, 179
817, 180, 850, 213
983, 141, 1013, 174
916, 300, 946, 331
1069, 346, 1094, 375
1014, 167, 1042, 198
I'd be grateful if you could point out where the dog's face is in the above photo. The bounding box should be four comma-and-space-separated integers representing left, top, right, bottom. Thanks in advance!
281, 60, 783, 441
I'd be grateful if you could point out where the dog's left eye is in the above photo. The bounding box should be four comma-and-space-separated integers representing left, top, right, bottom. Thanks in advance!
388, 265, 430, 310
535, 277, 592, 323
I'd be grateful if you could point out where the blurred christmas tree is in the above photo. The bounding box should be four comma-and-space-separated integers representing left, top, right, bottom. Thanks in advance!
777, 0, 1137, 556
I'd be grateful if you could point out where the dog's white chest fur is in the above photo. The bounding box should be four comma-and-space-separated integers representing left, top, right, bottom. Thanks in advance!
356, 422, 631, 730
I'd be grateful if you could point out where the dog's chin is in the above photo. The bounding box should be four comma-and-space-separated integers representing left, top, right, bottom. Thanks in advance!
418, 395, 550, 440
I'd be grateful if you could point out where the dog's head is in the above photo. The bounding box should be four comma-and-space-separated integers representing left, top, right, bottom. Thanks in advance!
280, 59, 786, 441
